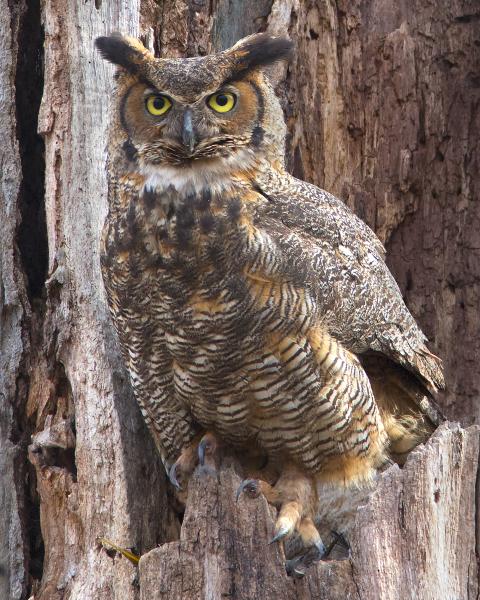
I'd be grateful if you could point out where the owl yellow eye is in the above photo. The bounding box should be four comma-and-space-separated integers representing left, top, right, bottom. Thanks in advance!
208, 92, 236, 113
145, 94, 172, 116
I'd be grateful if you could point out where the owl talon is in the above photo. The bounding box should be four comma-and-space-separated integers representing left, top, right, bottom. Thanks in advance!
235, 478, 261, 502
285, 541, 326, 578
285, 557, 306, 578
269, 523, 291, 544
197, 431, 220, 466
197, 431, 219, 467
198, 441, 206, 466
168, 462, 181, 490
315, 540, 326, 557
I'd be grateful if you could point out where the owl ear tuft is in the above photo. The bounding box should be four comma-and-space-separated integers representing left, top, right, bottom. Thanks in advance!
95, 32, 153, 76
227, 33, 293, 76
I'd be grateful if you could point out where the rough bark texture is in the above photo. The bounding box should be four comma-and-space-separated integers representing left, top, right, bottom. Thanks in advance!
1, 4, 30, 598
272, 0, 480, 426
139, 423, 479, 600
1, 1, 479, 599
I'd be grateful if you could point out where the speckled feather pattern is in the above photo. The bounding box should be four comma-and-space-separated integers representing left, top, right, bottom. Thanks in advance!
98, 33, 444, 516
254, 168, 444, 392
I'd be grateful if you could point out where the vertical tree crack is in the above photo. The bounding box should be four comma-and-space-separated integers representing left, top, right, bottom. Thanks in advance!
13, 0, 48, 593
15, 0, 47, 302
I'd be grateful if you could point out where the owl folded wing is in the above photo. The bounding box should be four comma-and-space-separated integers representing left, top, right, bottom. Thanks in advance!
254, 171, 445, 416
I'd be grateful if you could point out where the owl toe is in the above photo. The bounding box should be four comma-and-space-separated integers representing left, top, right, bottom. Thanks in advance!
168, 462, 181, 489
285, 540, 326, 579
235, 478, 261, 501
197, 431, 221, 466
270, 526, 290, 544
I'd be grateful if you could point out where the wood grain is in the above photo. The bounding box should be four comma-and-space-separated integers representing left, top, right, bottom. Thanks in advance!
0, 2, 29, 598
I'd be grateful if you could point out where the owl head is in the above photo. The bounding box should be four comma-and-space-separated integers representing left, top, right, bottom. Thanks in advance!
95, 33, 292, 187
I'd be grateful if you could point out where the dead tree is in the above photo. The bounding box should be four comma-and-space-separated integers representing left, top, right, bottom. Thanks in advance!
1, 1, 478, 599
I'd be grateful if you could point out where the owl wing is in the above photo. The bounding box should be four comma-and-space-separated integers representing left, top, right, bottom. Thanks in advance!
254, 172, 445, 407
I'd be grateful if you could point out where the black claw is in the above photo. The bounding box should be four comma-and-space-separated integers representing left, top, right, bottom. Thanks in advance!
293, 568, 305, 578
168, 462, 181, 489
235, 478, 259, 502
285, 557, 306, 578
314, 540, 326, 558
269, 525, 290, 544
198, 439, 208, 466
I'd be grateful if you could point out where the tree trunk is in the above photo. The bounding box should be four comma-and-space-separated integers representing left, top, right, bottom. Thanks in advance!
1, 1, 478, 599
139, 423, 479, 600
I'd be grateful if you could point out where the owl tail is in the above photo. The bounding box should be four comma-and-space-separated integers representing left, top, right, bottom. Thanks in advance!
361, 353, 441, 464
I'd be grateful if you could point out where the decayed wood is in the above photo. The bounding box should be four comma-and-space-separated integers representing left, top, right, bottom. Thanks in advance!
1, 1, 479, 599
139, 423, 479, 600
139, 459, 358, 600
350, 423, 480, 599
23, 2, 179, 599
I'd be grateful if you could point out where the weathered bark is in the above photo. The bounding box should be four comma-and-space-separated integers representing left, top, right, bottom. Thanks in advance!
1, 4, 31, 598
3, 2, 178, 599
1, 1, 478, 599
139, 423, 479, 600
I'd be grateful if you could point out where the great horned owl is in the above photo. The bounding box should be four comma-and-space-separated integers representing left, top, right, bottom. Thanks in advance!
96, 33, 444, 574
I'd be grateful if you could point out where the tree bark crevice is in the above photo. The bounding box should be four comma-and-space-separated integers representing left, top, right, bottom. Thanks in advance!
14, 0, 47, 303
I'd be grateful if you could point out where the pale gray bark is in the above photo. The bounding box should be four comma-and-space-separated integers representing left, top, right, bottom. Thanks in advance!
1, 2, 30, 598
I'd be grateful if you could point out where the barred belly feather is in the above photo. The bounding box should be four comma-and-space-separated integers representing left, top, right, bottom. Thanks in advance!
102, 177, 388, 482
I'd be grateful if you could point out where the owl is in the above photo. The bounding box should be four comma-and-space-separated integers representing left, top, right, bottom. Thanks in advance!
95, 32, 444, 575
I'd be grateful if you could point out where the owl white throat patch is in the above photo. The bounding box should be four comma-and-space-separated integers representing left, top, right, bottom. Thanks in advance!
140, 147, 257, 197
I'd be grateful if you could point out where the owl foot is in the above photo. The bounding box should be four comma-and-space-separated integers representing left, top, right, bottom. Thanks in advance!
169, 441, 198, 490
285, 541, 325, 578
322, 530, 349, 559
275, 506, 326, 577
236, 467, 325, 575
197, 431, 220, 467
169, 431, 220, 490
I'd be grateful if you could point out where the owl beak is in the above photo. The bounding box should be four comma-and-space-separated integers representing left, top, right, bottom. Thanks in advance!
182, 109, 197, 155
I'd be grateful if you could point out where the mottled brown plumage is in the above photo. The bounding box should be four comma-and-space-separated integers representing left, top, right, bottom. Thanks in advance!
96, 32, 444, 573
